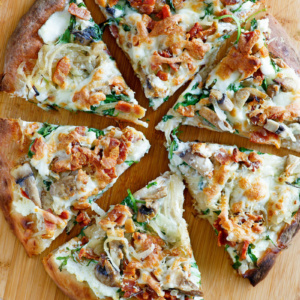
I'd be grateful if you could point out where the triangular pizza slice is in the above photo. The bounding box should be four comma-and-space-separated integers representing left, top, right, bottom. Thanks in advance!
168, 139, 300, 285
0, 0, 147, 127
157, 15, 300, 150
0, 118, 150, 256
95, 0, 264, 109
43, 172, 203, 300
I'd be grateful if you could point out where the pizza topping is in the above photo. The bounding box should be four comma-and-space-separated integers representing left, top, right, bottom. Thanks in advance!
220, 0, 239, 4
209, 89, 234, 111
52, 57, 71, 88
273, 77, 297, 93
216, 9, 233, 23
156, 4, 172, 19
76, 211, 91, 227
149, 15, 182, 37
129, 0, 156, 14
49, 175, 79, 199
30, 137, 47, 160
68, 3, 91, 21
95, 256, 121, 287
115, 101, 146, 118
250, 129, 281, 148
266, 84, 280, 98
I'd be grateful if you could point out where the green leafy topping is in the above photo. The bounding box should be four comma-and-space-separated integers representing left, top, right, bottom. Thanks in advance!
122, 24, 131, 31
166, 0, 175, 12
200, 2, 213, 20
232, 255, 242, 270
227, 83, 243, 92
261, 78, 268, 92
78, 226, 88, 237
78, 2, 86, 7
231, 0, 257, 13
271, 59, 280, 73
198, 179, 205, 191
100, 17, 123, 33
121, 190, 138, 213
265, 235, 276, 246
292, 211, 298, 217
38, 123, 59, 137
218, 34, 231, 41
201, 208, 210, 215
247, 244, 257, 264
103, 108, 116, 116
292, 178, 300, 187
28, 139, 36, 159
163, 96, 170, 102
104, 92, 130, 103
162, 115, 174, 122
87, 259, 98, 266
88, 128, 105, 138
57, 256, 70, 271
225, 244, 229, 251
213, 210, 221, 215
57, 14, 76, 44
239, 147, 253, 153
168, 139, 178, 160
250, 18, 258, 31
214, 228, 219, 236
191, 82, 199, 90
215, 15, 241, 44
125, 160, 137, 166
147, 182, 157, 189
174, 89, 209, 110
43, 180, 52, 191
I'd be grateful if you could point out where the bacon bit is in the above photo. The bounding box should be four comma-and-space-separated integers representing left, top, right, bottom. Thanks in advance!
100, 204, 132, 230
176, 105, 195, 117
151, 51, 192, 71
220, 0, 239, 4
156, 4, 171, 19
137, 0, 156, 14
232, 148, 262, 171
117, 141, 129, 164
109, 24, 119, 39
192, 22, 217, 41
232, 148, 250, 167
68, 3, 91, 20
108, 0, 119, 6
250, 129, 281, 148
43, 220, 56, 238
101, 137, 120, 169
125, 218, 135, 233
76, 211, 91, 227
73, 88, 106, 109
30, 137, 47, 160
214, 148, 232, 165
263, 102, 300, 123
52, 56, 71, 88
216, 9, 233, 23
184, 39, 210, 60
188, 22, 203, 40
59, 210, 70, 220
75, 126, 86, 136
72, 201, 91, 210
156, 70, 168, 81
78, 247, 99, 260
81, 236, 89, 245
157, 49, 179, 71
115, 101, 145, 118
240, 240, 250, 260
238, 31, 260, 55
42, 210, 65, 227
149, 15, 182, 37
248, 152, 262, 171
21, 189, 30, 199
109, 76, 127, 95
104, 167, 118, 179
122, 261, 142, 297
213, 218, 235, 247
253, 68, 264, 85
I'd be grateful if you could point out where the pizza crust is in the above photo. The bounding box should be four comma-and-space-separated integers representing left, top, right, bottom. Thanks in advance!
267, 13, 300, 75
43, 251, 100, 300
0, 0, 66, 93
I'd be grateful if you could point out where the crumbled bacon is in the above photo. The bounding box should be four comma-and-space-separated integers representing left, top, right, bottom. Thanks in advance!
52, 56, 71, 88
30, 137, 47, 160
216, 9, 233, 23
122, 261, 142, 297
240, 240, 250, 260
188, 22, 203, 40
59, 210, 70, 220
238, 30, 260, 55
213, 218, 235, 247
214, 148, 232, 165
190, 22, 217, 41
232, 148, 262, 171
157, 49, 180, 71
156, 4, 171, 19
129, 0, 156, 14
149, 15, 182, 37
156, 70, 168, 81
184, 39, 210, 60
220, 0, 239, 4
68, 3, 91, 20
176, 105, 195, 117
78, 247, 99, 260
250, 129, 281, 148
76, 211, 91, 227
115, 101, 145, 117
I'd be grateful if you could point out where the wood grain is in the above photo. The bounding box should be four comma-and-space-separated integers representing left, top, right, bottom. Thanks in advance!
0, 0, 300, 299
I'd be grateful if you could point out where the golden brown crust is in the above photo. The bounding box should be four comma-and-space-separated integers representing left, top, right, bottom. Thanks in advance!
243, 209, 300, 286
43, 252, 99, 300
0, 0, 66, 93
267, 14, 300, 75
0, 118, 45, 256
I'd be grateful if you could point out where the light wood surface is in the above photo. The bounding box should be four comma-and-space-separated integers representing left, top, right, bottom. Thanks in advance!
0, 0, 300, 299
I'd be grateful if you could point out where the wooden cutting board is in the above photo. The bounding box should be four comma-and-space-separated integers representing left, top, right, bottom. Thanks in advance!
0, 0, 300, 299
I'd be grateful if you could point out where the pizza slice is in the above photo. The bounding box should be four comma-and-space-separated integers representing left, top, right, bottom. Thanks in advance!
43, 172, 203, 300
168, 139, 300, 285
0, 118, 150, 256
157, 15, 300, 150
95, 0, 264, 109
0, 0, 147, 127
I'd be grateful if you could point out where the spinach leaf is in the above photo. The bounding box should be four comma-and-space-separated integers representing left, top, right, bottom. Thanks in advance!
250, 18, 258, 31
247, 244, 257, 264
232, 255, 242, 270
104, 92, 130, 103
200, 2, 213, 20
102, 108, 116, 116
43, 180, 52, 191
125, 160, 137, 166
174, 89, 209, 110
121, 190, 138, 213
166, 0, 176, 12
162, 115, 174, 122
38, 123, 59, 138
57, 15, 76, 44
271, 59, 280, 73
201, 208, 210, 215
88, 128, 105, 138
147, 182, 157, 189
261, 78, 268, 92
213, 210, 221, 215
28, 140, 36, 159
57, 256, 70, 271
227, 83, 243, 92
168, 139, 178, 160
122, 24, 131, 31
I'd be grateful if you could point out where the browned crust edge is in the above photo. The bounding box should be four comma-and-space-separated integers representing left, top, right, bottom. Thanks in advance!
0, 0, 66, 93
267, 13, 300, 75
0, 118, 45, 256
243, 209, 300, 286
43, 251, 102, 300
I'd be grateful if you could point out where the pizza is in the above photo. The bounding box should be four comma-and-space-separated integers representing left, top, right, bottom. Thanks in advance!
43, 172, 203, 300
168, 139, 300, 285
95, 0, 264, 109
0, 0, 147, 127
157, 15, 300, 150
0, 118, 150, 256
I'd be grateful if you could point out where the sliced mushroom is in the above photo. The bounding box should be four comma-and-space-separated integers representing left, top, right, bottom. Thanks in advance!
175, 150, 213, 176
172, 269, 203, 296
95, 258, 121, 287
266, 84, 280, 98
137, 204, 158, 223
138, 186, 167, 201
50, 175, 78, 199
109, 240, 126, 268
11, 163, 41, 207
263, 119, 285, 135
209, 89, 234, 111
198, 106, 233, 132
273, 77, 296, 92
234, 88, 267, 109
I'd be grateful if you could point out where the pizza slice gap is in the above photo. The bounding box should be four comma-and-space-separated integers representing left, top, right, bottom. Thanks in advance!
0, 0, 147, 127
157, 15, 300, 150
0, 118, 150, 256
168, 139, 300, 286
95, 0, 264, 109
43, 171, 203, 300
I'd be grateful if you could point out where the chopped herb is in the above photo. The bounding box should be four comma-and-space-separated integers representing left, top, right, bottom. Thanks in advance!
198, 179, 205, 191
215, 15, 241, 44
168, 139, 178, 160
292, 211, 298, 217
235, 129, 239, 134
225, 244, 229, 251
213, 210, 221, 215
227, 83, 243, 92
231, 0, 257, 13
250, 18, 258, 31
218, 34, 231, 41
100, 17, 123, 33
121, 190, 138, 213
28, 140, 36, 158
37, 123, 59, 137
261, 78, 268, 92
162, 115, 174, 122
191, 82, 199, 90
147, 182, 157, 189
239, 147, 253, 153
201, 208, 210, 215
43, 180, 52, 191
122, 24, 131, 31
104, 92, 130, 103
247, 244, 257, 264
232, 255, 242, 270
87, 259, 98, 266
266, 235, 276, 246
214, 228, 219, 236
78, 2, 86, 7
57, 256, 70, 271
166, 0, 175, 12
200, 2, 213, 20
78, 226, 88, 237
57, 14, 76, 44
125, 160, 137, 166
271, 59, 280, 73
163, 96, 170, 102
88, 128, 105, 138
174, 89, 208, 110
102, 108, 116, 116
